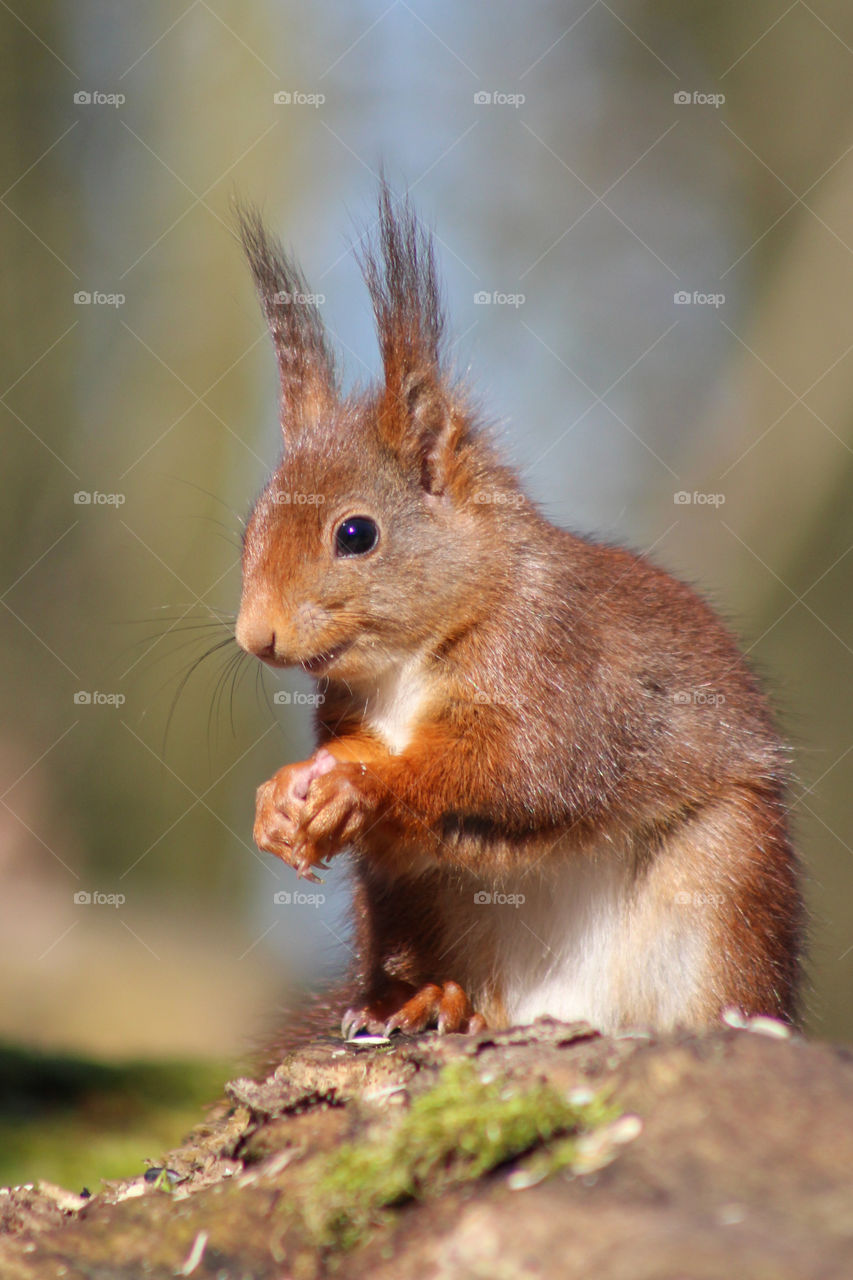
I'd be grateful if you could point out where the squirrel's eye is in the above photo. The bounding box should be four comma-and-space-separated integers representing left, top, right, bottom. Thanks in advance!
335, 516, 379, 557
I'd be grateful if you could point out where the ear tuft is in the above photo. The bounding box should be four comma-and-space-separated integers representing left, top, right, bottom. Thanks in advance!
359, 182, 445, 388
236, 202, 337, 435
360, 182, 466, 494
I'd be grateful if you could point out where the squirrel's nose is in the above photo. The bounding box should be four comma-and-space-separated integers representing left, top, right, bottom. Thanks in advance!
235, 610, 278, 661
236, 598, 330, 665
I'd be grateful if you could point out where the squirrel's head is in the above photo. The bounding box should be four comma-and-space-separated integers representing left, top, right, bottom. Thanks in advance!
235, 186, 512, 687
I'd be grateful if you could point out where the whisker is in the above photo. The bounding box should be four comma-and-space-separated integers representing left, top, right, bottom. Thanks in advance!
118, 626, 236, 689
117, 605, 236, 681
144, 604, 238, 618
171, 476, 247, 531
211, 646, 246, 742
123, 620, 234, 654
163, 634, 238, 755
229, 647, 253, 736
254, 660, 272, 718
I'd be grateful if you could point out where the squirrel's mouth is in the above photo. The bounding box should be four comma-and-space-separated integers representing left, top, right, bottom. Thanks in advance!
301, 641, 352, 675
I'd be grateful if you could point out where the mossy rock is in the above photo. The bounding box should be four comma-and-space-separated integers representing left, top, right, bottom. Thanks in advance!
2, 1019, 853, 1278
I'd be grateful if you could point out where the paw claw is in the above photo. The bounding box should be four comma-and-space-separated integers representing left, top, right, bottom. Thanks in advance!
349, 981, 486, 1038
297, 861, 323, 883
341, 1009, 362, 1040
342, 1007, 384, 1040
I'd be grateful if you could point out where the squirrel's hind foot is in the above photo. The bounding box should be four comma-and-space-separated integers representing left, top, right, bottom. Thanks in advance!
343, 979, 487, 1039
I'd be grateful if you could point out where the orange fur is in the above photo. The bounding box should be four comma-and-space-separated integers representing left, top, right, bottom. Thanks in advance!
235, 187, 804, 1040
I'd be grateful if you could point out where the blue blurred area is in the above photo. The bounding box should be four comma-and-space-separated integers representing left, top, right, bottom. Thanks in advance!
1, 1, 852, 1056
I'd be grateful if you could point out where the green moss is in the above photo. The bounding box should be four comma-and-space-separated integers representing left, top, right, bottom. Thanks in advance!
299, 1059, 616, 1251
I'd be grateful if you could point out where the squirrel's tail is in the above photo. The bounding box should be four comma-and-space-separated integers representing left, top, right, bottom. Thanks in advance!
248, 977, 358, 1080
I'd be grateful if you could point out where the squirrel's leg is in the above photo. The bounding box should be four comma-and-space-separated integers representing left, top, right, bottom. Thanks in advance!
340, 867, 488, 1039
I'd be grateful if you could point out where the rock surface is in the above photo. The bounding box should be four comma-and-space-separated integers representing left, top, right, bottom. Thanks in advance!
1, 1018, 852, 1278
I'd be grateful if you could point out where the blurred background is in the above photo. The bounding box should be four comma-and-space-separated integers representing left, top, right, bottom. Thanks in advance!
1, 0, 852, 1185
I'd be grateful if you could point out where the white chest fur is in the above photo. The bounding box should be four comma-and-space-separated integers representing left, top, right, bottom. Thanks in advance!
364, 657, 428, 755
481, 844, 710, 1033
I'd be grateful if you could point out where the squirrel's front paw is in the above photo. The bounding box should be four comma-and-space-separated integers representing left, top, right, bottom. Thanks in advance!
295, 762, 382, 861
253, 749, 338, 880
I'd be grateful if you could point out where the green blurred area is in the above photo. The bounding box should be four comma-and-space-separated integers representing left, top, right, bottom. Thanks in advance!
0, 1044, 232, 1190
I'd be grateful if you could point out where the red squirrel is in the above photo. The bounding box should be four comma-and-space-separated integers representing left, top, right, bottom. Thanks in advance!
235, 186, 803, 1039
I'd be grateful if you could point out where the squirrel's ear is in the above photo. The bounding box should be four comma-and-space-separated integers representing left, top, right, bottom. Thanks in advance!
237, 204, 337, 438
360, 184, 464, 495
